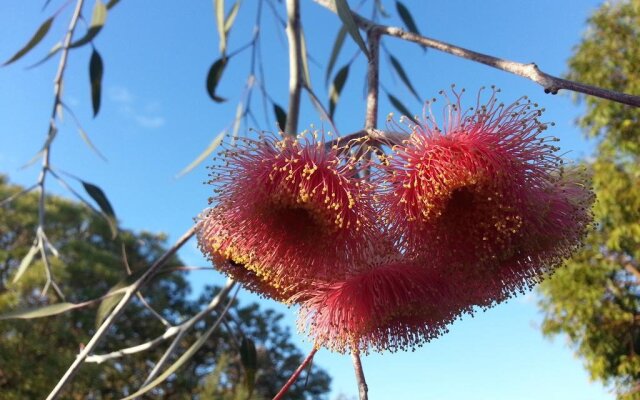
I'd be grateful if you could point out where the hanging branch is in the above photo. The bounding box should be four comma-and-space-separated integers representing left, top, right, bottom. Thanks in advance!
45, 225, 198, 400
314, 0, 640, 108
284, 0, 303, 135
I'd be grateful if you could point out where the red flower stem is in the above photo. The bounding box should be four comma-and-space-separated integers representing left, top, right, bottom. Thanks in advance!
273, 346, 318, 400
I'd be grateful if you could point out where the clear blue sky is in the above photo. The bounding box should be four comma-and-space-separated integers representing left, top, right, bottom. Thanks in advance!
0, 1, 612, 399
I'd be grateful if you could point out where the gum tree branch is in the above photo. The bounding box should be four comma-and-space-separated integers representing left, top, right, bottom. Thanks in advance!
46, 225, 198, 400
284, 0, 303, 135
364, 28, 381, 130
34, 0, 87, 301
314, 0, 640, 108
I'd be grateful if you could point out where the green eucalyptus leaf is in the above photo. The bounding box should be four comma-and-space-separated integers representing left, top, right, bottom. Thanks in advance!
325, 25, 347, 86
82, 180, 117, 238
274, 103, 287, 131
388, 93, 419, 125
389, 55, 421, 102
70, 0, 107, 48
0, 302, 81, 320
89, 48, 104, 117
177, 130, 227, 177
240, 337, 257, 396
12, 244, 40, 284
3, 17, 54, 66
206, 57, 228, 102
329, 64, 350, 118
333, 0, 369, 59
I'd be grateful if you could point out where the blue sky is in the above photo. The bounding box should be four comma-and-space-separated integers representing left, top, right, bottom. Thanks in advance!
0, 1, 613, 399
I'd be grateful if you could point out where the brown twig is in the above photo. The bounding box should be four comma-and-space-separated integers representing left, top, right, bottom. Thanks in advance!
314, 0, 640, 108
351, 351, 369, 400
273, 346, 318, 400
284, 0, 303, 135
364, 29, 381, 130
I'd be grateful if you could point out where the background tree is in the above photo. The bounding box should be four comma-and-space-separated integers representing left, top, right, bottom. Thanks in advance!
0, 176, 330, 399
538, 1, 640, 398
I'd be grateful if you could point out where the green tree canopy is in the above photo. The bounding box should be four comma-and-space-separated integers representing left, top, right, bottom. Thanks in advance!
538, 1, 640, 398
0, 176, 330, 399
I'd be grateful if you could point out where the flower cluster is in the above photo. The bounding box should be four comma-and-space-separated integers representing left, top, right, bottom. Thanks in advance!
198, 87, 594, 354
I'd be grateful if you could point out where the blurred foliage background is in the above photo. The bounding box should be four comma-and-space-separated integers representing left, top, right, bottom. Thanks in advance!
538, 1, 640, 399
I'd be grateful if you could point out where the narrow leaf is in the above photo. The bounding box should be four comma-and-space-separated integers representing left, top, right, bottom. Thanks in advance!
106, 0, 120, 9
177, 130, 226, 177
206, 58, 228, 102
77, 126, 107, 161
82, 180, 117, 238
70, 0, 107, 48
89, 49, 104, 117
224, 1, 241, 34
26, 42, 62, 69
273, 103, 287, 131
240, 338, 257, 396
395, 1, 421, 35
333, 0, 369, 59
329, 65, 349, 118
95, 281, 126, 327
12, 244, 40, 284
215, 0, 227, 54
325, 25, 347, 85
0, 302, 81, 320
299, 28, 311, 87
388, 93, 419, 124
3, 17, 54, 66
389, 55, 421, 102
374, 0, 391, 17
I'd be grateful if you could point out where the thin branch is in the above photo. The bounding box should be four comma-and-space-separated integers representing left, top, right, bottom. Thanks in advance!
364, 29, 381, 130
284, 0, 303, 135
142, 278, 236, 385
351, 351, 369, 400
0, 184, 37, 207
46, 225, 198, 400
136, 292, 172, 328
273, 346, 319, 400
313, 0, 640, 108
35, 0, 85, 304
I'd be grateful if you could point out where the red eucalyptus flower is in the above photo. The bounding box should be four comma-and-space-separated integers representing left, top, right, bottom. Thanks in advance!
197, 131, 377, 300
380, 87, 593, 305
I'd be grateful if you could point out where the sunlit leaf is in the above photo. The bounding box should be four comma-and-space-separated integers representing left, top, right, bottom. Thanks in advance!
325, 25, 347, 85
240, 337, 257, 396
215, 0, 227, 54
12, 244, 40, 284
82, 180, 117, 238
0, 302, 82, 320
89, 49, 103, 117
95, 281, 127, 328
177, 129, 226, 177
329, 64, 349, 118
3, 17, 54, 66
26, 42, 62, 69
333, 0, 369, 59
388, 93, 419, 125
224, 0, 241, 34
206, 57, 228, 102
274, 103, 287, 131
389, 54, 421, 102
70, 0, 107, 48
